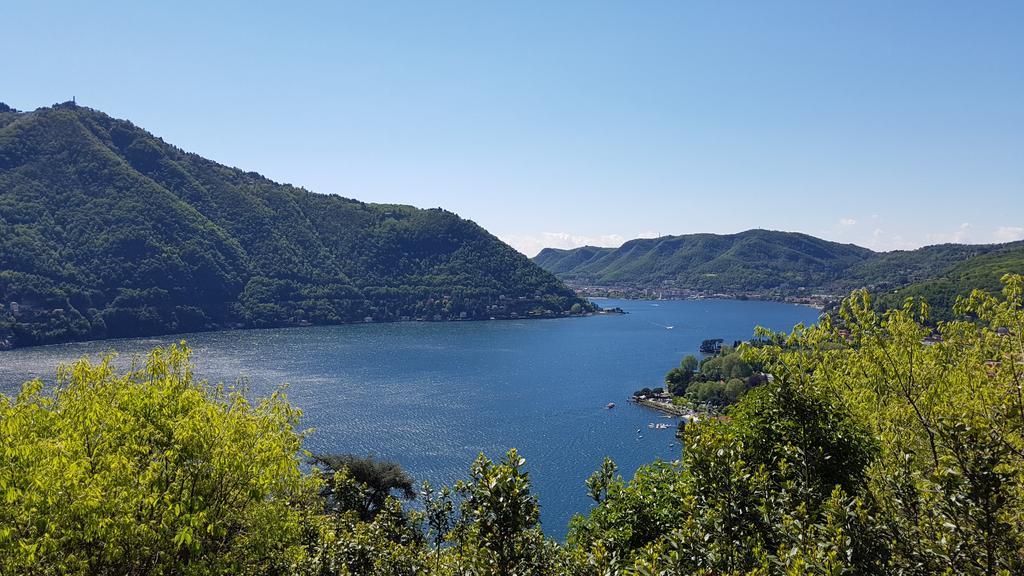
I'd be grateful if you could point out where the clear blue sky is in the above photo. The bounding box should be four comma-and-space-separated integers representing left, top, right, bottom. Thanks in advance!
4, 1, 1022, 255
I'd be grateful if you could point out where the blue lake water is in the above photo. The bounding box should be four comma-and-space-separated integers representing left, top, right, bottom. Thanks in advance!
0, 298, 819, 539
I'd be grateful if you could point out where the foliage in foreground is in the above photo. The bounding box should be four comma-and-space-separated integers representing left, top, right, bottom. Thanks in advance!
0, 345, 316, 575
3, 276, 1024, 574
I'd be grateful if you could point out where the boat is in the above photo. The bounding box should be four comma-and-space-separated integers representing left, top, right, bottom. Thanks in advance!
606, 402, 615, 409
665, 325, 674, 330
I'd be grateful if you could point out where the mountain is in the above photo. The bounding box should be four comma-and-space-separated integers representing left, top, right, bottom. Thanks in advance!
875, 245, 1024, 321
533, 245, 616, 277
534, 230, 1023, 298
835, 243, 1013, 293
534, 230, 874, 293
0, 102, 588, 349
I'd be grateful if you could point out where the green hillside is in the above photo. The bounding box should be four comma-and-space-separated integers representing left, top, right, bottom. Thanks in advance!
834, 243, 1011, 292
535, 230, 875, 292
531, 245, 615, 276
534, 230, 1022, 299
0, 102, 587, 348
876, 245, 1024, 321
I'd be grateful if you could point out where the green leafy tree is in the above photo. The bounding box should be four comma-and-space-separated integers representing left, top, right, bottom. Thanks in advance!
665, 367, 693, 395
312, 454, 416, 521
572, 376, 880, 574
723, 377, 745, 402
455, 449, 552, 576
420, 480, 455, 573
742, 275, 1024, 575
0, 343, 318, 576
585, 457, 619, 504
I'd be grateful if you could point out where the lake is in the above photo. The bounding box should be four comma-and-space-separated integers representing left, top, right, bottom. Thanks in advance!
0, 298, 819, 539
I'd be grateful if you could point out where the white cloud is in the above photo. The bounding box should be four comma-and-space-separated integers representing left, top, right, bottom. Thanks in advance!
861, 222, 1019, 251
993, 226, 1024, 243
926, 222, 972, 245
503, 230, 670, 256
502, 232, 627, 257
953, 223, 972, 243
815, 216, 862, 245
635, 230, 663, 239
863, 228, 917, 251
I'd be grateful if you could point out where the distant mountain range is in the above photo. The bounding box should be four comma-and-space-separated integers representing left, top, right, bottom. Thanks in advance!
533, 230, 1024, 309
0, 102, 588, 349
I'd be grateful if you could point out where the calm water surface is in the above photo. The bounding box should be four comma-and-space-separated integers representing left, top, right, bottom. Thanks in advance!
0, 298, 819, 538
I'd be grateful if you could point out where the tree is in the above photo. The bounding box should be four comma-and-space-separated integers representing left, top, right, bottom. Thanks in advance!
312, 453, 416, 521
573, 371, 881, 575
665, 367, 693, 395
666, 355, 704, 396
421, 481, 455, 573
0, 343, 317, 575
723, 377, 745, 403
585, 457, 619, 504
455, 449, 551, 576
742, 276, 1024, 575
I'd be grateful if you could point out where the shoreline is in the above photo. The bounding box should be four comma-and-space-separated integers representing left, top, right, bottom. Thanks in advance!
574, 290, 829, 310
0, 310, 603, 353
631, 397, 694, 418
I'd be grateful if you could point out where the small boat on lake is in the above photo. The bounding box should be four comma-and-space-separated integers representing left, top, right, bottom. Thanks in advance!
606, 402, 616, 409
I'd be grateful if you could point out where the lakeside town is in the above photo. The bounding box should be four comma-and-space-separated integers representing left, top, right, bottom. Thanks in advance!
572, 283, 833, 309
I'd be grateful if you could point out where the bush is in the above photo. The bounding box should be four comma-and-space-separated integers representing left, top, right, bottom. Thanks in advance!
0, 343, 317, 575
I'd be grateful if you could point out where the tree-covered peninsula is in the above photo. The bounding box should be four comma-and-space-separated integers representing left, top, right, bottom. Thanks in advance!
0, 102, 591, 349
4, 277, 1024, 574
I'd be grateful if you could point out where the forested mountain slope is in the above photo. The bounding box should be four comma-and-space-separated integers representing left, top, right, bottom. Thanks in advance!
0, 102, 586, 348
875, 245, 1024, 321
834, 242, 1014, 292
534, 229, 1022, 297
534, 230, 874, 292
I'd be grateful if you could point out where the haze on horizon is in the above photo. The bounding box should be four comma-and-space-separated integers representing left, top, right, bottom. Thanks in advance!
4, 1, 1022, 257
